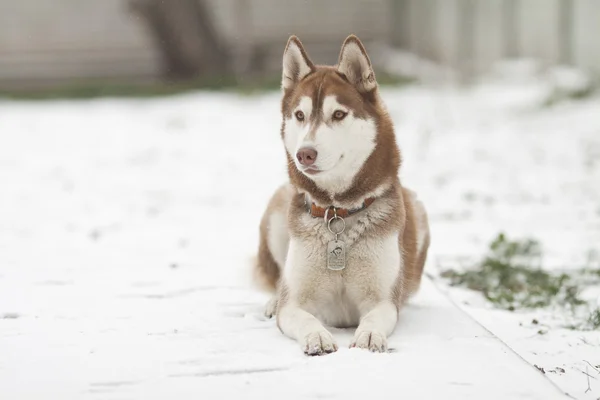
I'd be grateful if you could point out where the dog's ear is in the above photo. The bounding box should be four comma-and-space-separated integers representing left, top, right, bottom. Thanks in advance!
337, 35, 377, 93
282, 36, 315, 89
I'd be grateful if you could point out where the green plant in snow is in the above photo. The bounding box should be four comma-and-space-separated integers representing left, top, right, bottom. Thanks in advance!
441, 233, 585, 310
587, 309, 600, 330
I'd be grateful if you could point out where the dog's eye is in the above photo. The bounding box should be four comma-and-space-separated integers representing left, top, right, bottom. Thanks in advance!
333, 110, 347, 121
295, 110, 305, 121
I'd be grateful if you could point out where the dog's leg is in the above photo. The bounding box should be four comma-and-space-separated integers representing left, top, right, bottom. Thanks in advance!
278, 304, 338, 356
264, 294, 278, 318
350, 301, 397, 352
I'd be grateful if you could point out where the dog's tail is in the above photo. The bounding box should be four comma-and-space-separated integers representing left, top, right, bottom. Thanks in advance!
403, 188, 431, 298
252, 252, 279, 293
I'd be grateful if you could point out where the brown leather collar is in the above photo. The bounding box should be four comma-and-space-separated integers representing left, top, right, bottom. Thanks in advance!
308, 197, 376, 219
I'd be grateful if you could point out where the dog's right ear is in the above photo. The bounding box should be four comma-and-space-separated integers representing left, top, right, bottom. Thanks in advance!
282, 36, 315, 89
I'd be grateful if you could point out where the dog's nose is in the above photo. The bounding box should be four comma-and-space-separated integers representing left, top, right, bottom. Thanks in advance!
296, 147, 318, 166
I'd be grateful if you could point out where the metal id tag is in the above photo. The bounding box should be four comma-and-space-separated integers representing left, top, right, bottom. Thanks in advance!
327, 240, 346, 270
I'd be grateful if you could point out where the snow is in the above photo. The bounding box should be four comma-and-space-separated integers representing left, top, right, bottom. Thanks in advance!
1, 73, 599, 398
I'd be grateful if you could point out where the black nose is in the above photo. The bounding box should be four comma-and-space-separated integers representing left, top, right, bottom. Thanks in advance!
296, 147, 318, 166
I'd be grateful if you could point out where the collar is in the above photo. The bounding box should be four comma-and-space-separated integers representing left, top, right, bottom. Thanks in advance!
306, 195, 376, 219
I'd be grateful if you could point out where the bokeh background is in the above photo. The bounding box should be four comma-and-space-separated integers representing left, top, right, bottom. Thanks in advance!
1, 0, 599, 94
1, 1, 600, 399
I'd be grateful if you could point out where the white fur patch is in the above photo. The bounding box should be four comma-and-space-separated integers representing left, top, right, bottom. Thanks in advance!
297, 96, 313, 119
313, 277, 360, 328
308, 96, 377, 194
267, 211, 290, 268
283, 95, 377, 195
322, 96, 348, 116
376, 234, 402, 296
353, 301, 398, 338
281, 238, 303, 286
283, 96, 312, 160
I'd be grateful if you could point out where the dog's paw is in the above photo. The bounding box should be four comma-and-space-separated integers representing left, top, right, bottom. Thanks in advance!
303, 330, 338, 356
350, 330, 387, 353
264, 296, 277, 318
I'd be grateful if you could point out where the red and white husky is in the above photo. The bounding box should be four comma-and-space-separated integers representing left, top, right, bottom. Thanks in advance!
254, 35, 430, 355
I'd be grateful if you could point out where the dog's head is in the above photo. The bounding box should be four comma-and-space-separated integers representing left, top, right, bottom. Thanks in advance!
280, 35, 400, 207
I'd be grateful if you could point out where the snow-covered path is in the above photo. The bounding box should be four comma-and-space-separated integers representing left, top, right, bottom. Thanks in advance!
0, 272, 565, 400
1, 79, 598, 398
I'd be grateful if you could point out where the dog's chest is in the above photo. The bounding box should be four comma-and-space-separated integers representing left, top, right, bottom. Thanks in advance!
313, 275, 360, 328
285, 212, 401, 327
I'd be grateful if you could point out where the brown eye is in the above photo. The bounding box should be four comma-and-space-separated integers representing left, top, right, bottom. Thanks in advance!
295, 110, 305, 121
333, 110, 347, 121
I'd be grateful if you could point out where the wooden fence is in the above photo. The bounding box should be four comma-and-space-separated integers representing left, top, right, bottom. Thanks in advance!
392, 0, 600, 77
0, 0, 391, 88
0, 0, 598, 89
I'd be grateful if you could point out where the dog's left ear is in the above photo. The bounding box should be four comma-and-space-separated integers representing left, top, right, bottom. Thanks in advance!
337, 35, 377, 93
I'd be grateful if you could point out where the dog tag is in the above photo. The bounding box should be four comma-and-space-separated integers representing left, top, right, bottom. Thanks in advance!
327, 240, 346, 270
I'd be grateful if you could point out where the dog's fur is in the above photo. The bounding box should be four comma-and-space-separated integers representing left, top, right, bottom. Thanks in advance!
254, 35, 430, 355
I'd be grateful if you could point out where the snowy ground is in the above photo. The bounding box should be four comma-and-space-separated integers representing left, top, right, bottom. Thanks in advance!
0, 71, 599, 399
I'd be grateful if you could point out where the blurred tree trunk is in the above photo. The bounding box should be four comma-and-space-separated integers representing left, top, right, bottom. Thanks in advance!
456, 0, 476, 82
502, 0, 519, 58
390, 0, 411, 50
130, 0, 230, 80
558, 0, 574, 64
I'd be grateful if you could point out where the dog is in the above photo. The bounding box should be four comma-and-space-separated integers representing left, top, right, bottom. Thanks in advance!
254, 34, 430, 355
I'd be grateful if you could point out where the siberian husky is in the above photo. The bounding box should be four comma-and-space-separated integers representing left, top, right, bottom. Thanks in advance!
254, 35, 430, 355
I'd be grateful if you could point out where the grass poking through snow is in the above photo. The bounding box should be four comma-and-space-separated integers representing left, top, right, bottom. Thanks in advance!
587, 309, 600, 330
441, 233, 600, 330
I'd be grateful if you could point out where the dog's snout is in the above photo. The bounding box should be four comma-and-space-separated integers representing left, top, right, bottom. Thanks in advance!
296, 147, 318, 166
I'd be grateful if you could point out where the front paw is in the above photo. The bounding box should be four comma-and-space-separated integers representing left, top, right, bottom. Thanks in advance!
264, 296, 277, 318
350, 330, 387, 353
303, 330, 338, 356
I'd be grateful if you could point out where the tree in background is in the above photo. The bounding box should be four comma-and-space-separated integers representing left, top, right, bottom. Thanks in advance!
130, 0, 230, 80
